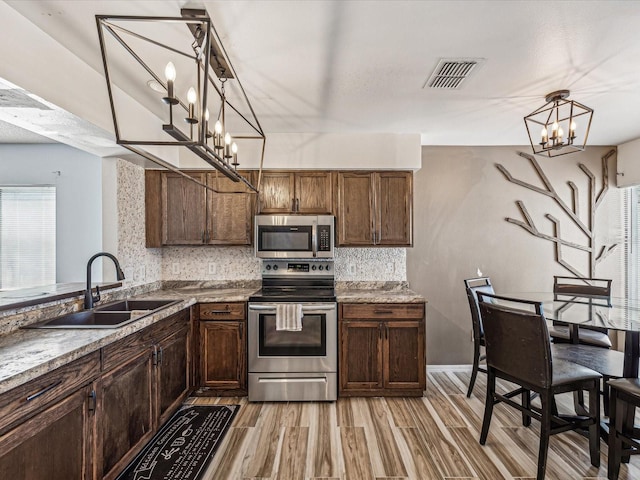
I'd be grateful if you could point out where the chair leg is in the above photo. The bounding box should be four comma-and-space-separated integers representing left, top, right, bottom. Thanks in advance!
537, 390, 552, 480
480, 370, 495, 445
622, 398, 635, 464
603, 376, 611, 417
522, 389, 531, 427
588, 383, 600, 468
467, 344, 481, 398
608, 389, 622, 480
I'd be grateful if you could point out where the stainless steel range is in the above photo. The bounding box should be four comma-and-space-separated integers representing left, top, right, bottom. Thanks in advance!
248, 259, 337, 402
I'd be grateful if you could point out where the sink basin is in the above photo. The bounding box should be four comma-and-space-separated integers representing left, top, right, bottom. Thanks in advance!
95, 299, 179, 312
25, 310, 134, 329
24, 299, 181, 329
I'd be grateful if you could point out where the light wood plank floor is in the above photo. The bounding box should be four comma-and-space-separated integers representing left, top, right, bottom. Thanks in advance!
185, 371, 640, 480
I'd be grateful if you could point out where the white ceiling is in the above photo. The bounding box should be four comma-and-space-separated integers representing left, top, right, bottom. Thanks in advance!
2, 0, 640, 148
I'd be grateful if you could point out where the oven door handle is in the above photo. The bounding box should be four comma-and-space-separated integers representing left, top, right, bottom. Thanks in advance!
249, 304, 336, 313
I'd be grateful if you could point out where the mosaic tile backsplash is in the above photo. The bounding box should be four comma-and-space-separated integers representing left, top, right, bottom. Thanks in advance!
116, 161, 407, 283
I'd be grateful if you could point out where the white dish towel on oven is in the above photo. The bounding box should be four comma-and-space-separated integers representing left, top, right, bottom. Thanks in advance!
276, 304, 303, 331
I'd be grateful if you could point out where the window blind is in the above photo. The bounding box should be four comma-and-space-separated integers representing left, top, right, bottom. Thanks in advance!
0, 186, 56, 290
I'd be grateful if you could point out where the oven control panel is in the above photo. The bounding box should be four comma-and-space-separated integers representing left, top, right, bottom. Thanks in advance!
262, 260, 334, 277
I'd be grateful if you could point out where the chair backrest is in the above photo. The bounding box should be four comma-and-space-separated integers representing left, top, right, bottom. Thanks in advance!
553, 276, 612, 298
477, 291, 552, 389
464, 277, 494, 338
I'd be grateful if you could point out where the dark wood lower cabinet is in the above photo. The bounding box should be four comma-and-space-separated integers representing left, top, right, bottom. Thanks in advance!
97, 349, 155, 480
339, 303, 426, 397
0, 384, 94, 480
0, 307, 192, 480
157, 324, 190, 424
198, 302, 247, 396
98, 308, 191, 479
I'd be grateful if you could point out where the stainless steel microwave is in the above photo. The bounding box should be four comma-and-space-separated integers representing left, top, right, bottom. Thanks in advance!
255, 215, 334, 259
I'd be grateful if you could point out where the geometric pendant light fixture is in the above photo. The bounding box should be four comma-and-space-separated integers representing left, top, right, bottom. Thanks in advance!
96, 8, 265, 192
524, 89, 594, 158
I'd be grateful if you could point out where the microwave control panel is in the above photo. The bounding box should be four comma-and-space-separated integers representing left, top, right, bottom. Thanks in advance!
317, 225, 332, 251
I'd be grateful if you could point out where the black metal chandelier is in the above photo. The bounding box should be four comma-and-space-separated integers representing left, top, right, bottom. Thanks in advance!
96, 8, 264, 192
524, 90, 593, 158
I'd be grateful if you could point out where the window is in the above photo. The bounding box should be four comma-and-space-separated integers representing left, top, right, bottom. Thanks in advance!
0, 186, 56, 290
628, 186, 640, 301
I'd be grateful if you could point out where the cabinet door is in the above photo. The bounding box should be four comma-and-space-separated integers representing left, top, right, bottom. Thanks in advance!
384, 321, 425, 391
339, 321, 383, 393
207, 171, 254, 245
336, 172, 375, 246
200, 321, 246, 393
258, 171, 295, 213
157, 326, 190, 425
376, 171, 413, 246
295, 171, 333, 214
162, 172, 207, 245
98, 350, 155, 480
0, 385, 93, 480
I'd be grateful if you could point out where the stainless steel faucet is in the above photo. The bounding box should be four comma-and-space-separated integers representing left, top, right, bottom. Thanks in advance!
85, 252, 125, 309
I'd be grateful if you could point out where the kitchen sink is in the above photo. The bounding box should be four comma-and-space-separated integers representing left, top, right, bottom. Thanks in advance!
94, 299, 179, 312
24, 299, 181, 329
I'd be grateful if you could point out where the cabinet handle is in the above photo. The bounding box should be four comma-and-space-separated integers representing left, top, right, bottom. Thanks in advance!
88, 390, 97, 412
152, 345, 159, 366
158, 347, 164, 366
296, 198, 300, 212
202, 230, 206, 243
204, 310, 232, 314
378, 323, 383, 339
385, 324, 389, 339
239, 323, 244, 340
374, 309, 393, 315
26, 380, 62, 402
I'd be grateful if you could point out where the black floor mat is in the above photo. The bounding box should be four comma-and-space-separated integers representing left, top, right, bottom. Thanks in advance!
116, 404, 239, 480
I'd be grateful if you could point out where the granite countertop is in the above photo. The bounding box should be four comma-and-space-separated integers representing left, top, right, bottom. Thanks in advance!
0, 285, 259, 396
336, 281, 425, 303
0, 281, 424, 396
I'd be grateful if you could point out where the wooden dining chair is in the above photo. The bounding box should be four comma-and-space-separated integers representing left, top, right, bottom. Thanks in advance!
463, 277, 493, 397
550, 276, 613, 348
607, 378, 640, 480
477, 291, 601, 480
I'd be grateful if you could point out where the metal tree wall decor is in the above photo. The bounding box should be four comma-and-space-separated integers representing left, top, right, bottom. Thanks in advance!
496, 149, 618, 278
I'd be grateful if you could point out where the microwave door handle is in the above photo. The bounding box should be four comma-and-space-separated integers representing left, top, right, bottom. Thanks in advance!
312, 222, 318, 257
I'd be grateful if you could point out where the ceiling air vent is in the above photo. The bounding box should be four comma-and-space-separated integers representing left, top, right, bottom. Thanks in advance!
424, 58, 484, 89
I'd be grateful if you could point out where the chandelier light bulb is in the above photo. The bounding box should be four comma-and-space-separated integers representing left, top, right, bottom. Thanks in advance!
569, 120, 577, 138
225, 132, 231, 145
552, 121, 559, 136
205, 108, 210, 121
541, 126, 548, 144
164, 62, 177, 101
214, 121, 222, 134
231, 142, 238, 154
187, 87, 197, 105
165, 62, 176, 82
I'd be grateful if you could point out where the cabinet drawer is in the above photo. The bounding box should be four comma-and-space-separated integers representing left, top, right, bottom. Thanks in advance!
341, 303, 425, 320
0, 351, 100, 435
101, 310, 189, 372
199, 302, 245, 320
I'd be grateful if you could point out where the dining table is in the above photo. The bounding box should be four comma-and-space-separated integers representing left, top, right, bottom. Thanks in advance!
501, 292, 640, 379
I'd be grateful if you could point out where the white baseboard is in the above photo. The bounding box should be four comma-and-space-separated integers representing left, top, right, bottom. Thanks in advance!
426, 364, 473, 372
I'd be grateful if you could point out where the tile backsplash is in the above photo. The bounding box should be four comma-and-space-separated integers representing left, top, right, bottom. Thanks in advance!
116, 160, 407, 283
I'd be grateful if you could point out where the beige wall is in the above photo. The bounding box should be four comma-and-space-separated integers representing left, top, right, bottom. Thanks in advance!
407, 145, 626, 365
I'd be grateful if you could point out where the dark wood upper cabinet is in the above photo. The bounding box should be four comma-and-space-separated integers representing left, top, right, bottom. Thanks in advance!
336, 171, 413, 247
145, 170, 254, 247
258, 171, 333, 214
162, 172, 208, 245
